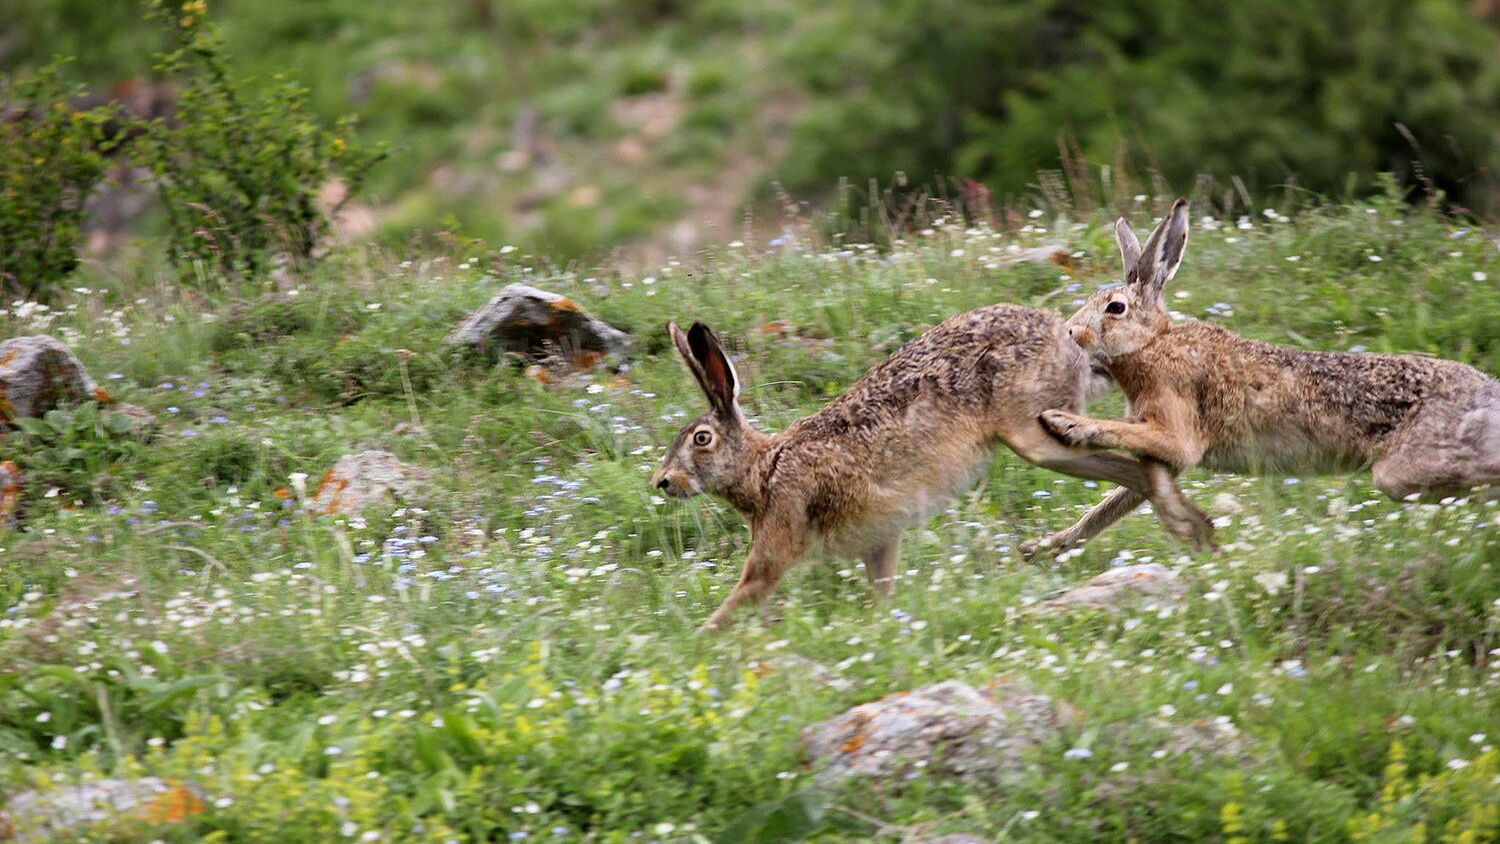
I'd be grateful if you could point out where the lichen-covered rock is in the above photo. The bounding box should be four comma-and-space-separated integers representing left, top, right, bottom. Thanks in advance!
106, 402, 159, 441
310, 450, 427, 516
803, 679, 1077, 787
1, 778, 204, 842
445, 283, 629, 369
0, 335, 107, 424
1033, 563, 1185, 613
1148, 716, 1253, 766
0, 461, 19, 528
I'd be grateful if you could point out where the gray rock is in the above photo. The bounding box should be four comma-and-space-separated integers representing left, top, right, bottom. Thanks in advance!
107, 402, 159, 441
803, 679, 1076, 787
0, 336, 103, 424
445, 283, 629, 369
310, 450, 427, 516
2, 777, 204, 841
1033, 563, 1185, 613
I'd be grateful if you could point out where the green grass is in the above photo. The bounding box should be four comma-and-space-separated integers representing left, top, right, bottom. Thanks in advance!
1, 199, 1498, 841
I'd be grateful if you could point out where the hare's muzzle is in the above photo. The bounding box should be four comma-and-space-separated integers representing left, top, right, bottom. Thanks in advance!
651, 467, 695, 499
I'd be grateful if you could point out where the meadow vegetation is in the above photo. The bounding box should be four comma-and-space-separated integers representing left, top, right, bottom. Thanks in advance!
4, 1, 1500, 840
1, 194, 1498, 841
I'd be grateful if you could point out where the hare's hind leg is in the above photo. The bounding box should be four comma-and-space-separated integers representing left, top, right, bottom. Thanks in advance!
1372, 401, 1500, 502
860, 536, 902, 598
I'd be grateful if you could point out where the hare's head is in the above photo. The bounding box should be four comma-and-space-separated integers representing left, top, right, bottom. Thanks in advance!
1065, 198, 1190, 361
652, 322, 760, 500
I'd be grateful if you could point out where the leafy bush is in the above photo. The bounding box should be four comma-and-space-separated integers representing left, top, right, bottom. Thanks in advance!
135, 1, 385, 283
0, 62, 116, 300
781, 0, 1500, 212
9, 402, 140, 499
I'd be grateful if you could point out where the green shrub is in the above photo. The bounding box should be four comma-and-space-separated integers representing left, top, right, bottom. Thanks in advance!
0, 62, 116, 300
781, 0, 1500, 212
135, 1, 385, 283
9, 403, 140, 500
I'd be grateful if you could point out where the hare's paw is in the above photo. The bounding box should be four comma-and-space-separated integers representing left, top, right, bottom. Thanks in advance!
1040, 409, 1092, 447
1019, 535, 1064, 561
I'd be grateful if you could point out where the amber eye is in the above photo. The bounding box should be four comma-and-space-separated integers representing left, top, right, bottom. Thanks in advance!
692, 430, 713, 447
1105, 300, 1127, 316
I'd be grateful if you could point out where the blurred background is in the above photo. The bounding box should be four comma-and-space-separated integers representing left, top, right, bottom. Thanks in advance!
7, 0, 1500, 264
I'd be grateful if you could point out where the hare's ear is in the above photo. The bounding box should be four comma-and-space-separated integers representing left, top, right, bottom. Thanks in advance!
1115, 218, 1142, 282
1133, 198, 1189, 300
670, 321, 741, 419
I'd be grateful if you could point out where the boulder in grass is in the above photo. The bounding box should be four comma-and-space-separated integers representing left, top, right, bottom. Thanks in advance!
0, 336, 107, 424
310, 450, 427, 516
107, 402, 159, 441
1, 778, 204, 842
1033, 563, 1185, 614
445, 283, 629, 369
803, 679, 1077, 787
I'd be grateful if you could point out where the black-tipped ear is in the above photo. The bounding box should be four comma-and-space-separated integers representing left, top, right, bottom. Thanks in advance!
1133, 198, 1189, 299
686, 322, 740, 418
1115, 218, 1142, 282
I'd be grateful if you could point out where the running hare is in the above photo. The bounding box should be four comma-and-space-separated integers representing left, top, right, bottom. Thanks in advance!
1036, 198, 1500, 552
652, 312, 1213, 631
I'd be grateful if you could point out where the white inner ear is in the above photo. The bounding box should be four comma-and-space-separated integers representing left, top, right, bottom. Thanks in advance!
722, 353, 741, 403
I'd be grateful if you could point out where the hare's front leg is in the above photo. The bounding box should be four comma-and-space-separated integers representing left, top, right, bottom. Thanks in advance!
1039, 410, 1198, 468
1022, 486, 1144, 559
698, 521, 809, 634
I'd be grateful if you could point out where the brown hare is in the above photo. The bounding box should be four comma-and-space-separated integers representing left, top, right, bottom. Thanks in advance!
652, 313, 1214, 631
1036, 198, 1500, 552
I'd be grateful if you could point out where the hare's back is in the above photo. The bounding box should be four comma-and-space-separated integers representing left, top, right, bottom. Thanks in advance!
792, 304, 1083, 443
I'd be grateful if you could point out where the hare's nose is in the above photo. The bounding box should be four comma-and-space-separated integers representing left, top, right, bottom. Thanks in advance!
655, 478, 671, 490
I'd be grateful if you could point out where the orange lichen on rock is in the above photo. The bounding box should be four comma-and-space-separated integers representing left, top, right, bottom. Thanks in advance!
1, 461, 20, 525
572, 350, 607, 370
136, 782, 205, 824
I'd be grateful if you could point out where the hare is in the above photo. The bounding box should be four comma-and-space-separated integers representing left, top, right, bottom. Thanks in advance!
652, 313, 1214, 632
1036, 198, 1500, 551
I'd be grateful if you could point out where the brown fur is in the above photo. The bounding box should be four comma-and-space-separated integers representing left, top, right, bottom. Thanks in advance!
653, 310, 1215, 632
1038, 199, 1500, 550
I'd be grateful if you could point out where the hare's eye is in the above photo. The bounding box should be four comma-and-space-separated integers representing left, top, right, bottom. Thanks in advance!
692, 430, 713, 447
1105, 300, 1127, 316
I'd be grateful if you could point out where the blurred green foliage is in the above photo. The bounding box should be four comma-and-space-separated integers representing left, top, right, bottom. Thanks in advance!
781, 0, 1500, 211
137, 1, 386, 283
0, 63, 116, 298
4, 0, 1499, 263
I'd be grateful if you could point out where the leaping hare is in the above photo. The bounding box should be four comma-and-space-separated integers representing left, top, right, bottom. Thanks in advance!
652, 311, 1214, 632
1036, 198, 1500, 552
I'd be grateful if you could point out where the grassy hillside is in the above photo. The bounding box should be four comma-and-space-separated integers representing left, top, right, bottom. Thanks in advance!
1, 197, 1497, 840
11, 1, 1500, 262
